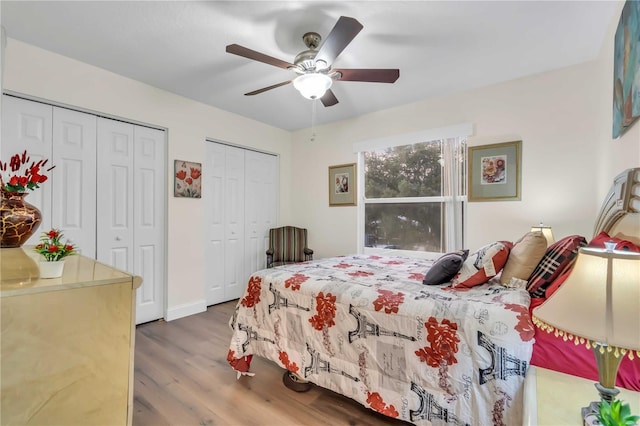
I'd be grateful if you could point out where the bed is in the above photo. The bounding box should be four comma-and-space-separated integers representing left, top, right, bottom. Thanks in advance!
227, 167, 639, 426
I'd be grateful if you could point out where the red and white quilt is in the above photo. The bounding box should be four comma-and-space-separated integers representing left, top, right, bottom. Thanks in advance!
228, 255, 534, 425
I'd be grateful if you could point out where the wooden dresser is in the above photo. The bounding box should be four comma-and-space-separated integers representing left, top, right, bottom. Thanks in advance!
1, 247, 142, 425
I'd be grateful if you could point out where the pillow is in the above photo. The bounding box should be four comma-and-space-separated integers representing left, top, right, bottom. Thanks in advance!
588, 231, 640, 252
526, 235, 586, 297
499, 232, 547, 285
423, 250, 469, 285
452, 242, 510, 288
544, 266, 572, 298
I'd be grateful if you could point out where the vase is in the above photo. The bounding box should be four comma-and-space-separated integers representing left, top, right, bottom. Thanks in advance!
39, 260, 65, 279
0, 191, 42, 248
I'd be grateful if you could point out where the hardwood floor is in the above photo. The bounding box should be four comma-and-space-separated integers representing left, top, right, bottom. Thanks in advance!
133, 301, 406, 425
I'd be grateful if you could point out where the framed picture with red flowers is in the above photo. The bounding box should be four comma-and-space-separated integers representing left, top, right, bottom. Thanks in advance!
328, 163, 357, 206
468, 140, 521, 202
174, 160, 202, 198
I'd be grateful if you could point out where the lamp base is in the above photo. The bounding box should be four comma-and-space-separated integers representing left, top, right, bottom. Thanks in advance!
581, 401, 600, 426
595, 382, 620, 403
580, 381, 622, 425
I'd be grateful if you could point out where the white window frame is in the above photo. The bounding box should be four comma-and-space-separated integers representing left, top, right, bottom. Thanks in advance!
354, 123, 473, 259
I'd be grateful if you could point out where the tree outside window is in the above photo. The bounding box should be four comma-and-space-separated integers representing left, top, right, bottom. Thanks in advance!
363, 138, 466, 254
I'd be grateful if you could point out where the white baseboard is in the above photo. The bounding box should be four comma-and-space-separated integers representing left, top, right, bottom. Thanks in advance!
166, 299, 207, 321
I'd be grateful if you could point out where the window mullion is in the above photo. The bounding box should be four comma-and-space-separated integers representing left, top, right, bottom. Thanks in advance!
364, 196, 447, 204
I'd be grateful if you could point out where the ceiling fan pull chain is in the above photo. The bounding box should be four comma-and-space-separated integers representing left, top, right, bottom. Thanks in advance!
310, 99, 317, 142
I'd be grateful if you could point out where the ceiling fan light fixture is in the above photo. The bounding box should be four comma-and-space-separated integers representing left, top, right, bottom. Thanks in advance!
293, 73, 332, 100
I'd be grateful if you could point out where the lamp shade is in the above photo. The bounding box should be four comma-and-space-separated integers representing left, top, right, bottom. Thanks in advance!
293, 73, 332, 100
530, 223, 555, 246
533, 247, 640, 353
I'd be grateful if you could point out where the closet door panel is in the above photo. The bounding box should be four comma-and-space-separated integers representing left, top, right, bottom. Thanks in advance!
1, 96, 53, 244
96, 118, 134, 273
262, 153, 278, 256
133, 126, 165, 324
244, 150, 278, 278
244, 152, 261, 276
204, 142, 226, 305
52, 107, 97, 258
224, 146, 245, 301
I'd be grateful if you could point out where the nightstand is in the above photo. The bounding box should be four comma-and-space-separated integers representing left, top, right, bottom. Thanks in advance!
523, 366, 640, 425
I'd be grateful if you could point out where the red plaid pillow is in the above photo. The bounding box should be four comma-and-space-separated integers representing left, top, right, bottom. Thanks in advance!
527, 235, 586, 297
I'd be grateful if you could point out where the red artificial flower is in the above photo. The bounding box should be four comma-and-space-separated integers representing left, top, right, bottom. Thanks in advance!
1, 150, 55, 193
34, 228, 76, 262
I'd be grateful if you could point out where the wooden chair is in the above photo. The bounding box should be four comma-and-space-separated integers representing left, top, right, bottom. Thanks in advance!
266, 226, 313, 268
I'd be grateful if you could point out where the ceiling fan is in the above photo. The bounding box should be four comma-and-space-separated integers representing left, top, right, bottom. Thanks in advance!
225, 16, 400, 107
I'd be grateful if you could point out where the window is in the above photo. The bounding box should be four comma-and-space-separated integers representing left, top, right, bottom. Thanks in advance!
356, 126, 469, 255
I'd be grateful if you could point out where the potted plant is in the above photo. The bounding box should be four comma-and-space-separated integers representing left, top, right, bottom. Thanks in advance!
34, 229, 76, 278
597, 399, 640, 426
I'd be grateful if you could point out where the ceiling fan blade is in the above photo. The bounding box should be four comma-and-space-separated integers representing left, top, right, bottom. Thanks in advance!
320, 89, 339, 107
226, 44, 294, 70
244, 80, 292, 96
333, 68, 400, 83
315, 16, 363, 66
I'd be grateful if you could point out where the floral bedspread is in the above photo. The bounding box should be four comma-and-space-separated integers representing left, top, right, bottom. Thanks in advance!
227, 255, 534, 426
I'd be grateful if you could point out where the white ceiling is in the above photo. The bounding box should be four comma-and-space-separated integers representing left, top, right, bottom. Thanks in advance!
1, 1, 618, 131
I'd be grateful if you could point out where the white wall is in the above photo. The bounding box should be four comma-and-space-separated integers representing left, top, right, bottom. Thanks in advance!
290, 0, 638, 257
594, 1, 640, 198
2, 39, 293, 319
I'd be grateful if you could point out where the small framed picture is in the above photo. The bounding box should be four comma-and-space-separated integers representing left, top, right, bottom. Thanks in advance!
174, 160, 202, 198
328, 163, 357, 206
468, 141, 521, 202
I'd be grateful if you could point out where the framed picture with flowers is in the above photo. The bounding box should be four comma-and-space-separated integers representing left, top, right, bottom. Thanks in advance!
468, 141, 521, 202
174, 160, 202, 198
328, 163, 357, 206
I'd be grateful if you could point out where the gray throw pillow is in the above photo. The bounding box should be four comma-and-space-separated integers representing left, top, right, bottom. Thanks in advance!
423, 249, 469, 285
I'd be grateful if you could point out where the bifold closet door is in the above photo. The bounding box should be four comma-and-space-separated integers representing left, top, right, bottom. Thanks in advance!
204, 142, 277, 306
132, 126, 165, 324
97, 117, 165, 324
244, 150, 278, 277
204, 142, 226, 305
1, 96, 53, 245
51, 107, 97, 258
2, 96, 97, 252
204, 142, 245, 305
96, 118, 135, 272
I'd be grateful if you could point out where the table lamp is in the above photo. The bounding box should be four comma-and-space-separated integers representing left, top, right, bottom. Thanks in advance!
532, 243, 640, 420
531, 222, 555, 246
